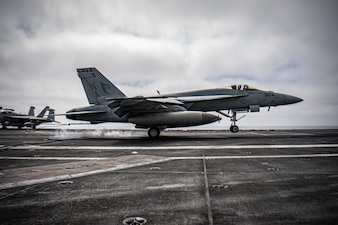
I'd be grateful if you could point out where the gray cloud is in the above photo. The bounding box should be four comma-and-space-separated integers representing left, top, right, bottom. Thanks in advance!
0, 0, 337, 127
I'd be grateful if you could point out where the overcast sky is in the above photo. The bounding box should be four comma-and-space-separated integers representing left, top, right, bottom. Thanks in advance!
0, 0, 337, 128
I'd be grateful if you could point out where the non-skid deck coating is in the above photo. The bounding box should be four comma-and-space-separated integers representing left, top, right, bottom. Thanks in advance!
0, 129, 338, 224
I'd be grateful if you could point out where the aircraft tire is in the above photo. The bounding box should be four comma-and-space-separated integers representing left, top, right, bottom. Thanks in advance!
148, 127, 160, 138
230, 125, 239, 133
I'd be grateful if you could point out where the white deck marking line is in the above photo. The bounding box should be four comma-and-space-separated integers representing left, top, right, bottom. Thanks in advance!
8, 144, 338, 151
1, 153, 337, 190
1, 154, 338, 161
0, 157, 111, 160
170, 153, 338, 160
0, 156, 170, 190
203, 155, 214, 225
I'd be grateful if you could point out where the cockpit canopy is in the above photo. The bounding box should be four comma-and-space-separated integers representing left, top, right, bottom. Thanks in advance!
230, 84, 258, 91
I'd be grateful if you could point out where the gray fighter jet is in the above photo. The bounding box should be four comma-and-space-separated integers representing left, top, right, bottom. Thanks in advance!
0, 106, 55, 129
66, 68, 302, 138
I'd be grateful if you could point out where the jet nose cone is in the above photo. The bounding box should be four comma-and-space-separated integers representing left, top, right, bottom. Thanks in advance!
285, 95, 303, 104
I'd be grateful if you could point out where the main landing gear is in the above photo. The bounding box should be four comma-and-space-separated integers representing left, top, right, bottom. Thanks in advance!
148, 127, 161, 138
217, 111, 245, 133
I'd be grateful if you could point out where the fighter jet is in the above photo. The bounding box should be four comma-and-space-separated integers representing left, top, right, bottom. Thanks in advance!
66, 68, 303, 138
0, 106, 55, 129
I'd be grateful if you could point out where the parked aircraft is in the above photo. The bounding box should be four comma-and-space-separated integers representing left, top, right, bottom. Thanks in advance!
66, 68, 303, 138
0, 106, 55, 129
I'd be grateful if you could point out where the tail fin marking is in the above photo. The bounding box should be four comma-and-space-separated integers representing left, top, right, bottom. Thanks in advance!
77, 68, 126, 104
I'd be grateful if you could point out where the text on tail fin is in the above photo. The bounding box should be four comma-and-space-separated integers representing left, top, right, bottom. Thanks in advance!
77, 68, 126, 104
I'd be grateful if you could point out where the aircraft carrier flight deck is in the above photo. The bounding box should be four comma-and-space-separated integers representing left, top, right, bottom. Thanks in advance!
0, 129, 337, 225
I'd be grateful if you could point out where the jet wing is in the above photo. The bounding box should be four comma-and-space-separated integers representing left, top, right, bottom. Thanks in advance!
106, 94, 246, 116
107, 94, 246, 105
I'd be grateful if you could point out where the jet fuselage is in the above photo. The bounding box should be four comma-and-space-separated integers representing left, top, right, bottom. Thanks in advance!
67, 87, 302, 123
66, 68, 303, 137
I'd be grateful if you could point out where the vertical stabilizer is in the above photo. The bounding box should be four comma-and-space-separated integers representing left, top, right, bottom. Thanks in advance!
77, 68, 126, 104
47, 109, 55, 121
28, 106, 35, 116
37, 106, 49, 117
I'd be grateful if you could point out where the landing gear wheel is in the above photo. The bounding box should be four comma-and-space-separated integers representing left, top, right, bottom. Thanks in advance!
148, 127, 160, 138
230, 125, 239, 133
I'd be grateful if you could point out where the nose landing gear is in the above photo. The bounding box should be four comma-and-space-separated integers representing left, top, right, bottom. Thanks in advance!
230, 124, 239, 133
217, 111, 245, 133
